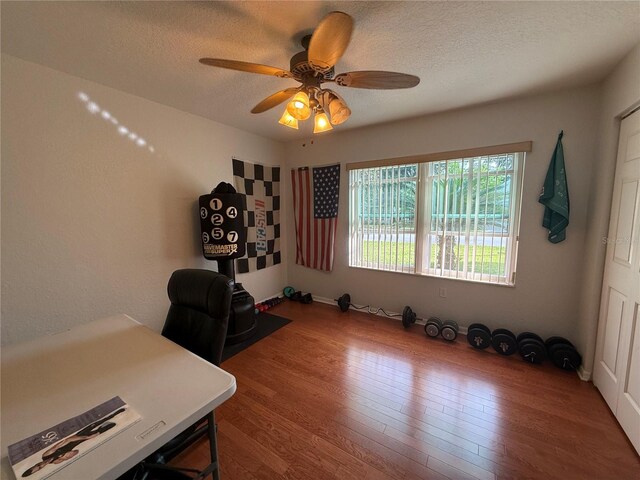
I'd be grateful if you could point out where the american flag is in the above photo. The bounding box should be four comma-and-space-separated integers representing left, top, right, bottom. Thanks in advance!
291, 164, 340, 271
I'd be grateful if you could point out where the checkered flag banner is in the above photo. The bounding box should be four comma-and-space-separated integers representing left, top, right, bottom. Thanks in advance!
291, 163, 340, 272
232, 159, 281, 273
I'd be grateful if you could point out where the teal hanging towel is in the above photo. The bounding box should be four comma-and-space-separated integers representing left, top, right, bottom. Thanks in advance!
539, 130, 569, 243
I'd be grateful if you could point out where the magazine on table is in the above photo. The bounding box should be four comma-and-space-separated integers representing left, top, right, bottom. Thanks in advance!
8, 396, 141, 480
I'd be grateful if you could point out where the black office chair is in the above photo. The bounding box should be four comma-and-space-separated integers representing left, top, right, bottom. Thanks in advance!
162, 269, 233, 367
128, 269, 234, 480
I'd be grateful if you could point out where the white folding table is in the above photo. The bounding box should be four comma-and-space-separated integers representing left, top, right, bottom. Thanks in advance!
1, 314, 237, 479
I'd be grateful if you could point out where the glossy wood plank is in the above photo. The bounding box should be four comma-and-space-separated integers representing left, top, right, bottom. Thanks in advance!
172, 302, 640, 480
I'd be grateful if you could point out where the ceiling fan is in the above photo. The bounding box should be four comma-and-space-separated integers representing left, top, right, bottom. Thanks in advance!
199, 11, 420, 133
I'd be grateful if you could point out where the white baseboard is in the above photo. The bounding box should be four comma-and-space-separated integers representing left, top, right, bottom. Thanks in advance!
257, 292, 285, 304
311, 295, 468, 334
577, 365, 592, 382
311, 295, 335, 306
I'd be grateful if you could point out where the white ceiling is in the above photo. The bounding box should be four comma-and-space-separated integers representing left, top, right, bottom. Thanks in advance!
2, 1, 639, 141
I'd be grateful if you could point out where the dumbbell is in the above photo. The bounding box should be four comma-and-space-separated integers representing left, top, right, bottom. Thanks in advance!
336, 293, 351, 312
283, 286, 295, 298
546, 336, 582, 371
290, 291, 313, 304
517, 332, 546, 364
441, 320, 459, 341
402, 306, 417, 328
300, 293, 313, 304
467, 323, 492, 349
491, 328, 518, 355
424, 316, 442, 337
424, 317, 459, 341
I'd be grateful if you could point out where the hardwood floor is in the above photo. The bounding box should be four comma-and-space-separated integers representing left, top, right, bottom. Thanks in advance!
171, 301, 640, 480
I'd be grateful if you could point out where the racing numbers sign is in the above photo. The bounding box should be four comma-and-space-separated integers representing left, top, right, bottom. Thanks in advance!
198, 191, 245, 259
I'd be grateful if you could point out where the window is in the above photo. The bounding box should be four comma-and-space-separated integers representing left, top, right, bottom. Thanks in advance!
348, 146, 526, 285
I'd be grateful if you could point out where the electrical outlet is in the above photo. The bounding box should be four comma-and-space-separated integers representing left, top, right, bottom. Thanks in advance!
439, 287, 447, 298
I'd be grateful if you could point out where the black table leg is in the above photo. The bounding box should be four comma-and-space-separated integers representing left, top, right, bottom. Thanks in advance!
206, 412, 219, 480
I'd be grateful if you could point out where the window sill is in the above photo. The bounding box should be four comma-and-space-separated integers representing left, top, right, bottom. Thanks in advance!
348, 264, 516, 288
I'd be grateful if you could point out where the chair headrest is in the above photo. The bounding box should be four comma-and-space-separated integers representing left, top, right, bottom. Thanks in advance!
167, 269, 233, 318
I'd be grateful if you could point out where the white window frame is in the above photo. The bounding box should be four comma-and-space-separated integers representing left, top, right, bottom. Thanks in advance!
348, 151, 526, 286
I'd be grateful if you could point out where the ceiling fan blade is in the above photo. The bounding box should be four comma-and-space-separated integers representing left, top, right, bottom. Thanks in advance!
334, 71, 420, 89
308, 11, 354, 72
251, 88, 300, 114
199, 58, 294, 79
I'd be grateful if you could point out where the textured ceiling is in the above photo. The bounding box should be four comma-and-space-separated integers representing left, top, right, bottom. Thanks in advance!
2, 1, 639, 141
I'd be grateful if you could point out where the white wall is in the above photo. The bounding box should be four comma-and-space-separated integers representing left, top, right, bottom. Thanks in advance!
1, 55, 287, 345
577, 44, 640, 378
285, 85, 601, 342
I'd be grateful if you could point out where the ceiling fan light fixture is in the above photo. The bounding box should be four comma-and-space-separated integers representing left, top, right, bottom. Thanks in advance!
313, 109, 333, 134
328, 97, 351, 125
278, 109, 299, 129
287, 92, 311, 120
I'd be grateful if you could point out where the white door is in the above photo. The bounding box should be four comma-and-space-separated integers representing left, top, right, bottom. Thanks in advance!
594, 108, 640, 454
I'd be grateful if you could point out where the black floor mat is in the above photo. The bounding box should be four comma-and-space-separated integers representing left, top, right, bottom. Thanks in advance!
221, 311, 291, 363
